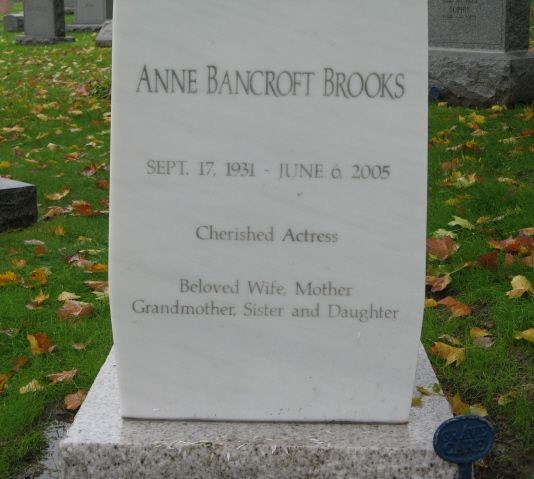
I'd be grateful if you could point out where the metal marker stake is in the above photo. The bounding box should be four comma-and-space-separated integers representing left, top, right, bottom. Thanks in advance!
434, 415, 495, 479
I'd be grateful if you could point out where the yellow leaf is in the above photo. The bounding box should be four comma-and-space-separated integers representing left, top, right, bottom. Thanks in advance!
11, 259, 27, 269
27, 333, 53, 355
29, 268, 49, 286
425, 298, 438, 308
19, 379, 43, 394
0, 160, 11, 169
448, 216, 475, 230
470, 327, 491, 339
0, 374, 9, 395
45, 187, 71, 201
449, 392, 487, 417
57, 291, 81, 302
430, 342, 466, 367
27, 290, 50, 310
506, 275, 534, 298
55, 225, 65, 236
491, 105, 506, 112
0, 271, 18, 286
438, 296, 472, 317
438, 334, 463, 347
470, 113, 486, 124
437, 102, 448, 108
515, 328, 534, 343
411, 397, 423, 407
497, 389, 518, 406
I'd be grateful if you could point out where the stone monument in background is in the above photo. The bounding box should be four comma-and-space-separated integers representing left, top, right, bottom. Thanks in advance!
429, 0, 534, 106
69, 0, 112, 31
0, 179, 38, 232
16, 0, 74, 44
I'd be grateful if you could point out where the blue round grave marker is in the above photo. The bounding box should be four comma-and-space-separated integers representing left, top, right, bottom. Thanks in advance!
434, 415, 495, 479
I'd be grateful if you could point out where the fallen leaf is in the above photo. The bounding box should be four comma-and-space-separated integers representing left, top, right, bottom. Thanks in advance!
470, 328, 494, 348
417, 386, 441, 397
0, 374, 8, 395
88, 263, 108, 273
57, 300, 94, 321
425, 298, 438, 308
29, 268, 49, 286
426, 275, 452, 293
26, 290, 50, 310
427, 237, 459, 261
411, 397, 423, 407
54, 225, 65, 236
430, 229, 458, 240
11, 259, 27, 269
12, 356, 29, 373
0, 271, 18, 286
57, 291, 81, 302
33, 244, 46, 256
45, 187, 71, 201
72, 343, 87, 351
41, 206, 70, 221
519, 227, 534, 237
449, 393, 487, 416
20, 379, 44, 394
506, 276, 534, 298
27, 333, 54, 355
71, 200, 95, 216
497, 389, 518, 406
438, 334, 463, 347
64, 390, 87, 411
498, 177, 520, 186
47, 369, 77, 385
430, 342, 466, 367
514, 329, 534, 343
95, 179, 109, 190
448, 216, 475, 230
84, 281, 108, 292
438, 297, 472, 317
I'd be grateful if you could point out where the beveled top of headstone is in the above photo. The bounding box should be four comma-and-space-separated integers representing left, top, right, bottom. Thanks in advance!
429, 0, 531, 51
0, 178, 35, 191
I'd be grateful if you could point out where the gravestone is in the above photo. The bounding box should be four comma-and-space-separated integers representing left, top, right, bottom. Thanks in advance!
3, 12, 24, 32
109, 0, 429, 424
0, 179, 38, 232
61, 0, 455, 476
16, 0, 74, 45
69, 0, 111, 31
95, 19, 111, 47
64, 0, 74, 14
429, 0, 534, 106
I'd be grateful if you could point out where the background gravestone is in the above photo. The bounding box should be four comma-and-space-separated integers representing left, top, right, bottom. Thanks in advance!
0, 179, 38, 232
95, 19, 111, 47
69, 0, 111, 31
429, 0, 534, 106
64, 0, 74, 14
3, 12, 24, 32
16, 0, 74, 44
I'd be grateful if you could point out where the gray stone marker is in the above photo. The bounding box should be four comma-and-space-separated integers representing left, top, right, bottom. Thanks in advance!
16, 0, 74, 45
64, 0, 75, 14
68, 0, 111, 32
3, 12, 24, 32
0, 179, 37, 232
60, 347, 457, 479
95, 19, 111, 47
429, 0, 534, 106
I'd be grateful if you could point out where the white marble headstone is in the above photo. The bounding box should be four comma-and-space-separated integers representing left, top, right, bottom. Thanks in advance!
110, 0, 428, 423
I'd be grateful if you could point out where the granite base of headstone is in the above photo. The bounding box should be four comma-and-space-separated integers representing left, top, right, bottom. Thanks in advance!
16, 0, 74, 45
95, 19, 111, 47
60, 346, 457, 479
3, 12, 23, 32
429, 0, 534, 106
0, 179, 38, 232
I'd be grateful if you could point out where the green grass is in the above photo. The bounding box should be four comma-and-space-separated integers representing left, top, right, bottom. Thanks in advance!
0, 6, 533, 479
424, 104, 534, 478
0, 16, 112, 479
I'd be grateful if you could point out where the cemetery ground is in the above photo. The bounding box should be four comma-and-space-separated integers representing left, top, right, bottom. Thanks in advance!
0, 16, 533, 479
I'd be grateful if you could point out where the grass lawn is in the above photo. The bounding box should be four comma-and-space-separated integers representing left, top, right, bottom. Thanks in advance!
0, 7, 533, 479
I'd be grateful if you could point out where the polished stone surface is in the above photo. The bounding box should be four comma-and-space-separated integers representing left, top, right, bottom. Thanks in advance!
110, 0, 428, 422
429, 0, 530, 51
0, 178, 38, 232
59, 347, 457, 479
